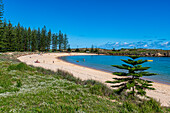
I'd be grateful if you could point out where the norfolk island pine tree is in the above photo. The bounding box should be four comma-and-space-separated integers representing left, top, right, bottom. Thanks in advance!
0, 0, 4, 52
106, 56, 156, 97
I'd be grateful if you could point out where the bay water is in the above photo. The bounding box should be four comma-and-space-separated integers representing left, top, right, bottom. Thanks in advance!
61, 55, 170, 84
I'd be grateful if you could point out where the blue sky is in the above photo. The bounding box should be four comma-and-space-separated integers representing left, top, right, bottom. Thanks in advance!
4, 0, 170, 49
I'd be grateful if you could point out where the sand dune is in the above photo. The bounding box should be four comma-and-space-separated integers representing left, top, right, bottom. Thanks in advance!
18, 53, 170, 107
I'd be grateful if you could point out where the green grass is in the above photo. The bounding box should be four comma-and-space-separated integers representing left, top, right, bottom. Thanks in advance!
0, 61, 119, 112
0, 54, 169, 112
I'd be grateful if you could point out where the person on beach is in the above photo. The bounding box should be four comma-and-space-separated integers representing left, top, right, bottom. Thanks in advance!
35, 60, 40, 63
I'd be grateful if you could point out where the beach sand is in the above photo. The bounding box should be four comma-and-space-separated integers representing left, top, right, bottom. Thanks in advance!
18, 53, 170, 107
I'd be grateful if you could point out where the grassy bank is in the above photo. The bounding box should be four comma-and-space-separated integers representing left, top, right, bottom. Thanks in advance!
0, 53, 169, 112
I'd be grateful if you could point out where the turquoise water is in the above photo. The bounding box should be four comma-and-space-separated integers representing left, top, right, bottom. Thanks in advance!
61, 55, 170, 84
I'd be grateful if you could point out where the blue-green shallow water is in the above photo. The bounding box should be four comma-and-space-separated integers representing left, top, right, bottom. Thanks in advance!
61, 55, 170, 84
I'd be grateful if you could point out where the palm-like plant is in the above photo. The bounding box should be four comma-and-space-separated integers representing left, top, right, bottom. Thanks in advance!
106, 56, 156, 96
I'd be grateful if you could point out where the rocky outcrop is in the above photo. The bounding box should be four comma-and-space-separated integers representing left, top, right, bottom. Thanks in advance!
155, 53, 164, 57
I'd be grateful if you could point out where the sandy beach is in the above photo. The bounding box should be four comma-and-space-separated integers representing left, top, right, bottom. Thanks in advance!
18, 53, 170, 107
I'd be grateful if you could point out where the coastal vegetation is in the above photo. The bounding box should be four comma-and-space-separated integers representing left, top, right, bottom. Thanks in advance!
0, 21, 69, 52
0, 53, 169, 112
67, 47, 170, 57
0, 1, 69, 52
107, 48, 170, 57
106, 56, 156, 96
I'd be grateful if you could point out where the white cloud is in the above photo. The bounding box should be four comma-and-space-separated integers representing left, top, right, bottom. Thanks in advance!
99, 39, 170, 49
115, 42, 119, 44
124, 42, 128, 44
144, 44, 148, 47
129, 44, 134, 47
163, 42, 169, 45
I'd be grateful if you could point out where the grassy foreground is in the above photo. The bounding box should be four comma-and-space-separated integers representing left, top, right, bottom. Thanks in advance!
0, 53, 169, 113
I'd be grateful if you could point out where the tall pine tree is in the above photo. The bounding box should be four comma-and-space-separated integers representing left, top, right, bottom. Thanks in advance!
6, 21, 16, 51
0, 0, 4, 52
40, 26, 46, 51
20, 26, 25, 52
52, 33, 58, 51
63, 34, 68, 50
90, 45, 94, 53
1, 20, 7, 52
31, 29, 37, 51
27, 27, 31, 51
46, 29, 51, 51
58, 30, 63, 50
15, 23, 22, 51
23, 28, 28, 51
37, 27, 41, 51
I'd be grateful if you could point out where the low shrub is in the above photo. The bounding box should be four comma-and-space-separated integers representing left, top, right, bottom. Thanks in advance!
57, 69, 82, 84
16, 79, 22, 87
83, 80, 117, 98
34, 66, 116, 98
139, 98, 162, 113
122, 101, 138, 112
8, 63, 35, 71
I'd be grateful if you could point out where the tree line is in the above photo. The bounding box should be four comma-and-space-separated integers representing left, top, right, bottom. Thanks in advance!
0, 1, 69, 52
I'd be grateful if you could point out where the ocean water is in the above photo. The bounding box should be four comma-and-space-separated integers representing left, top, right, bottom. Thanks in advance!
61, 55, 170, 84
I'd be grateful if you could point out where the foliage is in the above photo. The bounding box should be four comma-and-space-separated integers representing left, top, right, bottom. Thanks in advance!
75, 48, 80, 52
0, 21, 69, 52
0, 60, 118, 112
58, 30, 63, 50
67, 45, 71, 52
0, 0, 4, 51
107, 49, 170, 57
52, 33, 58, 52
90, 45, 94, 53
0, 55, 168, 112
8, 62, 35, 71
16, 79, 22, 87
94, 48, 99, 53
63, 34, 68, 50
106, 56, 156, 96
84, 47, 89, 52
46, 29, 51, 52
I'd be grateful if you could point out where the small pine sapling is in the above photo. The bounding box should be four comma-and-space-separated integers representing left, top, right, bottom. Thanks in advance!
106, 56, 156, 96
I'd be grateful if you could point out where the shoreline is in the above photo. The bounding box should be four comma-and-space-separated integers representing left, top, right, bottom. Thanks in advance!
57, 56, 114, 73
59, 55, 170, 85
17, 53, 170, 107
